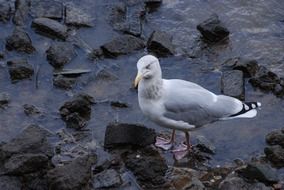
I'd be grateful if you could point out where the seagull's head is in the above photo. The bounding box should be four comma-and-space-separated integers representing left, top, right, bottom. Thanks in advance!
134, 55, 162, 88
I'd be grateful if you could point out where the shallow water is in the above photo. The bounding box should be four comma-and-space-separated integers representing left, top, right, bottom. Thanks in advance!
0, 0, 284, 173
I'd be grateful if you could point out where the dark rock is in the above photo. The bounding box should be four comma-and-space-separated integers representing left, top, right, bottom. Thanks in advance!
108, 3, 126, 30
0, 92, 10, 108
144, 0, 162, 12
0, 51, 4, 59
95, 69, 118, 81
46, 42, 76, 68
266, 129, 284, 147
249, 66, 280, 92
221, 70, 244, 100
264, 145, 284, 168
30, 0, 63, 19
0, 176, 21, 190
101, 35, 145, 57
197, 14, 230, 43
237, 162, 279, 184
110, 101, 128, 108
200, 166, 232, 189
124, 1, 145, 36
7, 58, 34, 82
219, 176, 272, 190
23, 104, 41, 116
47, 155, 96, 190
223, 57, 260, 78
53, 75, 76, 89
13, 0, 29, 26
104, 123, 156, 148
6, 27, 35, 54
196, 135, 216, 154
147, 30, 175, 57
88, 48, 104, 60
65, 3, 93, 27
4, 153, 49, 175
32, 18, 68, 40
93, 169, 122, 189
0, 0, 11, 22
0, 124, 53, 161
122, 146, 168, 188
59, 93, 94, 129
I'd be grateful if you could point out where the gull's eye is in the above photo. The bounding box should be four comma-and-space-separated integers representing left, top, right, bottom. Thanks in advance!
145, 64, 151, 69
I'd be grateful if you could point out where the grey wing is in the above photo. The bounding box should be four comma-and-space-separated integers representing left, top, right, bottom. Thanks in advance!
162, 80, 243, 126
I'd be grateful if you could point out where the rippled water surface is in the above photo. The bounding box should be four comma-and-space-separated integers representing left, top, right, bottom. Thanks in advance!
1, 0, 284, 169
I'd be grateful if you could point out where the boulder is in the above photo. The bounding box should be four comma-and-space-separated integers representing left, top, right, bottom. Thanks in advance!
101, 35, 145, 57
7, 59, 34, 82
23, 104, 41, 116
147, 30, 175, 57
46, 42, 76, 68
104, 123, 156, 148
197, 14, 230, 43
30, 0, 63, 19
0, 92, 10, 108
59, 93, 94, 129
53, 75, 76, 89
93, 169, 122, 189
221, 70, 244, 100
47, 155, 96, 190
6, 27, 35, 53
32, 18, 68, 40
0, 176, 21, 190
13, 0, 29, 26
3, 153, 49, 175
0, 124, 53, 161
65, 3, 94, 27
196, 135, 216, 154
0, 0, 11, 22
144, 0, 162, 12
122, 146, 168, 188
219, 176, 272, 190
237, 162, 279, 185
266, 129, 284, 147
264, 145, 284, 168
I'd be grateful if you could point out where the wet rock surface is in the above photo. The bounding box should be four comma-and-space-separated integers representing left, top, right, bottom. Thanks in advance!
0, 0, 11, 22
30, 0, 63, 20
32, 18, 68, 40
0, 92, 10, 108
264, 145, 284, 168
266, 129, 284, 147
53, 75, 77, 89
221, 70, 244, 100
6, 27, 35, 54
147, 30, 175, 57
93, 169, 122, 189
101, 35, 145, 57
7, 58, 34, 82
196, 135, 216, 154
219, 176, 272, 190
46, 42, 76, 68
0, 176, 21, 190
65, 3, 93, 27
104, 123, 156, 148
13, 0, 29, 26
197, 14, 230, 43
23, 104, 41, 116
59, 93, 94, 129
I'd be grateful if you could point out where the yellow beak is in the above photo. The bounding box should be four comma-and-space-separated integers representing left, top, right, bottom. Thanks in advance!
134, 73, 142, 88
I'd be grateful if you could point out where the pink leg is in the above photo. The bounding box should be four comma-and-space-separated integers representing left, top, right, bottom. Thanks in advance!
172, 131, 192, 160
155, 129, 175, 150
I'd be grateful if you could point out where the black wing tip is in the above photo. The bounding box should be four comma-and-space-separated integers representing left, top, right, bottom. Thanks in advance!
229, 101, 261, 117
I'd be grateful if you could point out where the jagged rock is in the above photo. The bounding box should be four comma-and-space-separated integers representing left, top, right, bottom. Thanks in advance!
147, 30, 175, 57
6, 27, 35, 54
221, 70, 244, 100
65, 3, 93, 27
0, 176, 21, 190
13, 0, 29, 26
0, 93, 10, 108
0, 0, 11, 22
7, 59, 34, 82
144, 0, 162, 12
108, 3, 126, 30
46, 42, 76, 68
110, 101, 128, 108
0, 124, 53, 161
53, 75, 76, 89
264, 145, 284, 168
88, 48, 104, 60
197, 14, 230, 43
95, 69, 118, 81
101, 35, 145, 57
32, 18, 68, 40
30, 0, 63, 19
23, 104, 41, 116
196, 135, 216, 154
3, 153, 49, 175
237, 162, 279, 185
104, 123, 156, 148
93, 169, 122, 189
266, 129, 284, 147
219, 176, 272, 190
200, 166, 232, 189
122, 146, 168, 188
47, 155, 96, 190
59, 93, 94, 129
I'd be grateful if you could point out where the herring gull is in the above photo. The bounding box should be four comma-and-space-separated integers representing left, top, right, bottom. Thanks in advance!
134, 55, 261, 160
